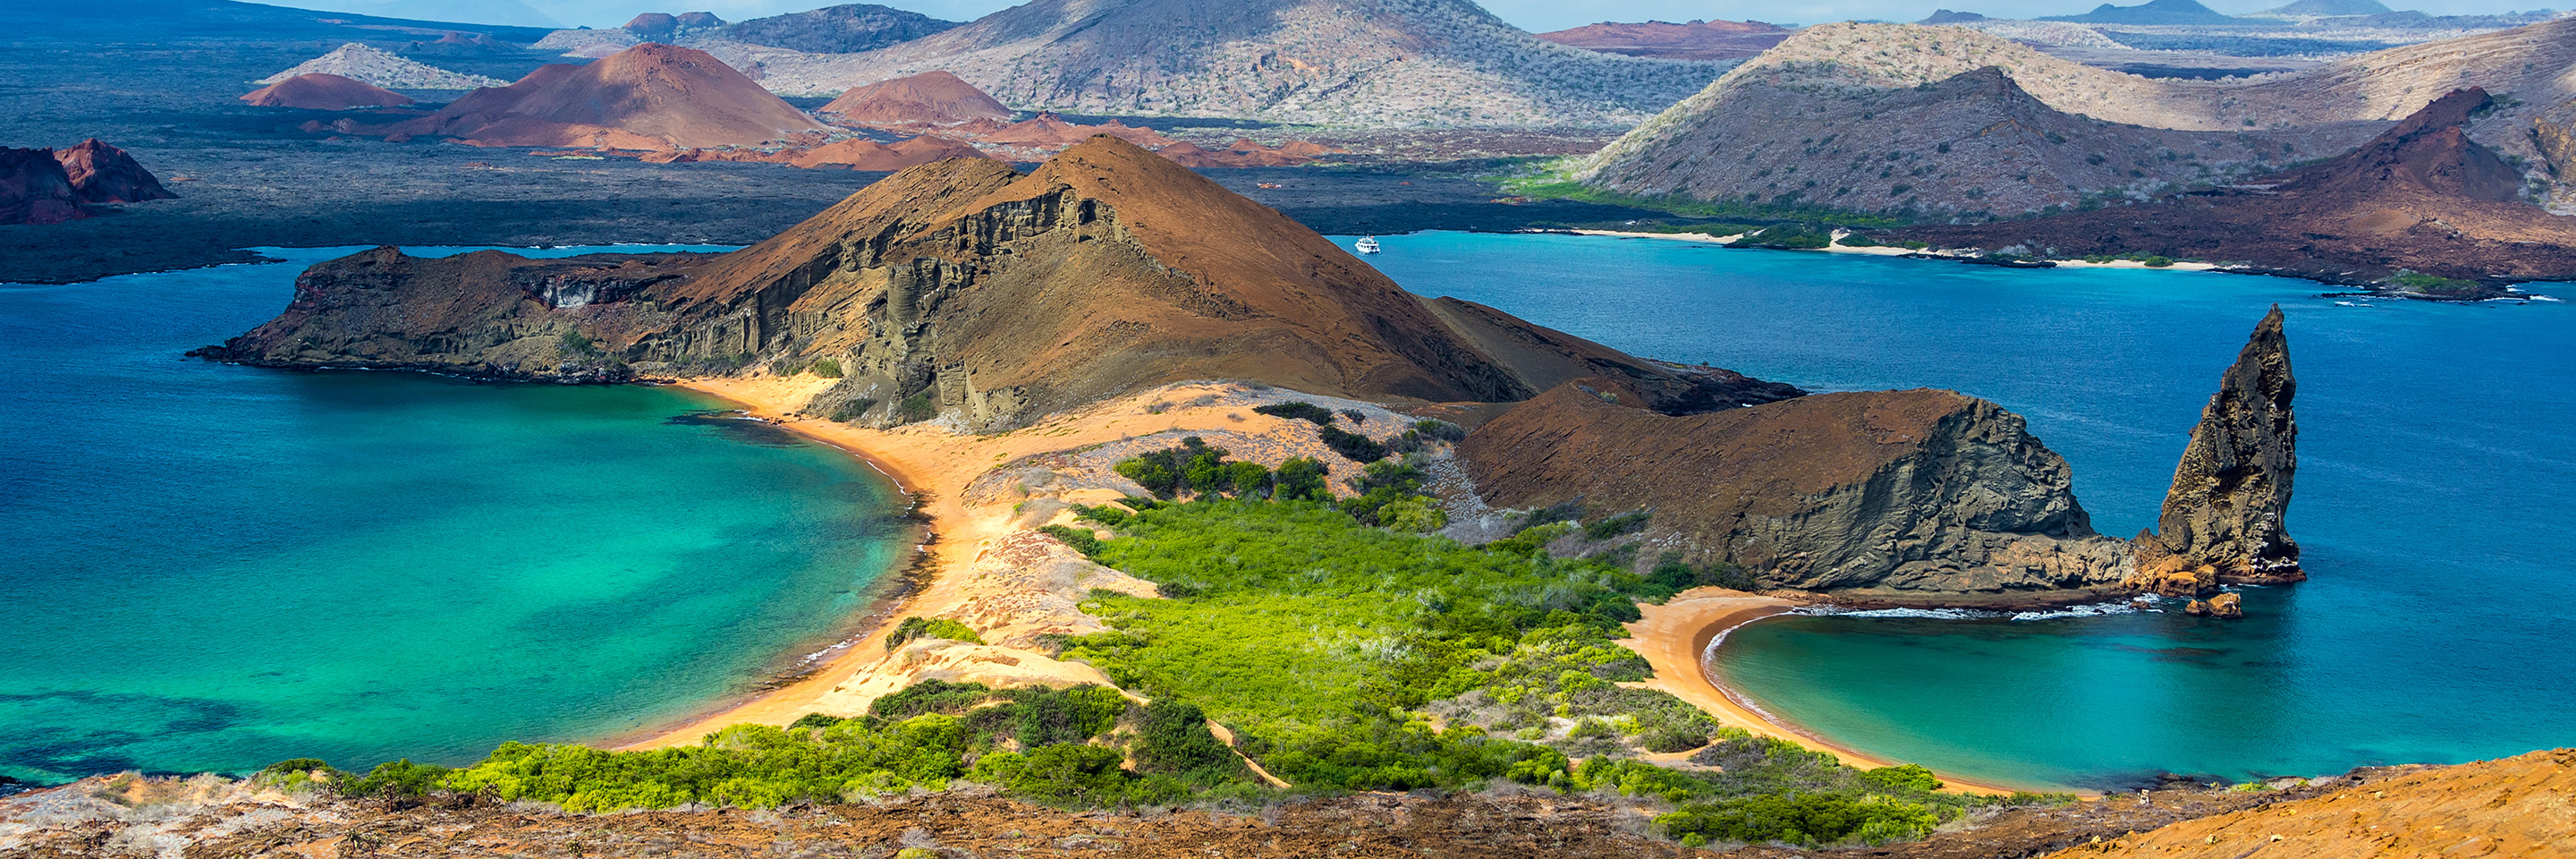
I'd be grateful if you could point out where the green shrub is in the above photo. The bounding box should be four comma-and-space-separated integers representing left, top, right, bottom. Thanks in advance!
826, 397, 877, 422
343, 759, 451, 800
1072, 504, 1131, 526
2388, 271, 2480, 294
1585, 511, 1652, 540
976, 743, 1131, 807
1411, 419, 1467, 442
790, 713, 846, 731
1317, 425, 1387, 462
1038, 524, 1104, 557
1133, 699, 1252, 785
1272, 457, 1330, 502
1114, 438, 1267, 500
559, 330, 601, 357
810, 358, 843, 378
1252, 402, 1336, 425
1862, 764, 1943, 793
254, 758, 344, 792
1835, 233, 1881, 248
1740, 225, 1832, 250
1657, 793, 1939, 846
897, 392, 938, 422
1487, 521, 1575, 557
886, 617, 984, 651
443, 719, 972, 812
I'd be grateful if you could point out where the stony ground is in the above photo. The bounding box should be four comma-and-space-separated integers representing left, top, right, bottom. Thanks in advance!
0, 768, 2433, 859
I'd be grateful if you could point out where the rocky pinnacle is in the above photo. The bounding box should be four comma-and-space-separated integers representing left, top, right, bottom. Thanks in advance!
2131, 305, 2300, 595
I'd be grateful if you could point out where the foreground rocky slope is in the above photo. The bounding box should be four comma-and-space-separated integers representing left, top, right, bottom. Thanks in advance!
1461, 378, 2134, 600
2132, 306, 2300, 595
8, 747, 2556, 859
718, 0, 1735, 127
199, 136, 1782, 430
1905, 89, 2576, 285
2047, 747, 2575, 859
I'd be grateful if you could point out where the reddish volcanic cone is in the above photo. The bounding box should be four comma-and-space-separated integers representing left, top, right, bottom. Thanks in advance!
54, 140, 175, 204
822, 71, 1013, 126
2, 148, 83, 225
242, 73, 417, 109
402, 43, 824, 149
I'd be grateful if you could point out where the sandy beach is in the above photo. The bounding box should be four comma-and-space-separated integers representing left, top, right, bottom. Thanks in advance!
618, 378, 1424, 749
1627, 589, 2053, 797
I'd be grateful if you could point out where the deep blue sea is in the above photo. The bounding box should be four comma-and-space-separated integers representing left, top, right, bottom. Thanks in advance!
0, 246, 910, 787
1352, 231, 2576, 791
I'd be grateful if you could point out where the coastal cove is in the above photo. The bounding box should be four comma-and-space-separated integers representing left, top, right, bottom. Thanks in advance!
1352, 230, 2576, 792
0, 247, 913, 787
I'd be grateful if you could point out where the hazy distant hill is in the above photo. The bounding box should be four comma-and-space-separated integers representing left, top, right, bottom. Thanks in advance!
2042, 0, 2246, 25
716, 4, 961, 53
1531, 20, 1791, 62
725, 0, 1733, 127
2258, 0, 2394, 16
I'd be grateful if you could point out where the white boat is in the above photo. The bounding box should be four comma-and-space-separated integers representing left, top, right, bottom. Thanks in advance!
1354, 236, 1382, 254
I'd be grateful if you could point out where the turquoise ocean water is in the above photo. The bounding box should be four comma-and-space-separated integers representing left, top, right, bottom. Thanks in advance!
1352, 232, 2576, 791
0, 247, 911, 786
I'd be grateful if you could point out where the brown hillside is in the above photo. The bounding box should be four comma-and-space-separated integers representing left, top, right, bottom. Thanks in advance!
393, 44, 825, 149
1904, 89, 2576, 285
52, 140, 174, 205
1, 148, 83, 225
2048, 747, 2575, 859
822, 71, 1013, 125
241, 72, 416, 109
1460, 378, 2133, 600
1533, 19, 1790, 61
201, 137, 1782, 429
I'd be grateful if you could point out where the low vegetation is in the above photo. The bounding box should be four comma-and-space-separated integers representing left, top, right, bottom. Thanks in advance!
267, 427, 2055, 848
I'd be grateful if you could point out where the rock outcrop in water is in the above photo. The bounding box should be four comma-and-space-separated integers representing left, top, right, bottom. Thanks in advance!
1460, 378, 2134, 602
2131, 306, 2300, 596
199, 136, 1791, 430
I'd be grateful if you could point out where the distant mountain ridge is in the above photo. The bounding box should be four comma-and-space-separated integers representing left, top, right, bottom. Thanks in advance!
715, 0, 1734, 127
2259, 0, 2395, 16
1572, 19, 2576, 215
1532, 19, 1791, 62
717, 4, 962, 53
2041, 0, 2247, 24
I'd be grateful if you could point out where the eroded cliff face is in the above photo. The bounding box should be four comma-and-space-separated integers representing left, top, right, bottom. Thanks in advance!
202, 137, 1782, 431
1461, 378, 2134, 601
2131, 306, 2300, 595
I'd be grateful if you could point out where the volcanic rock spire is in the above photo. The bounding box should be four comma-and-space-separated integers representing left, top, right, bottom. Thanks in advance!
2131, 305, 2300, 594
